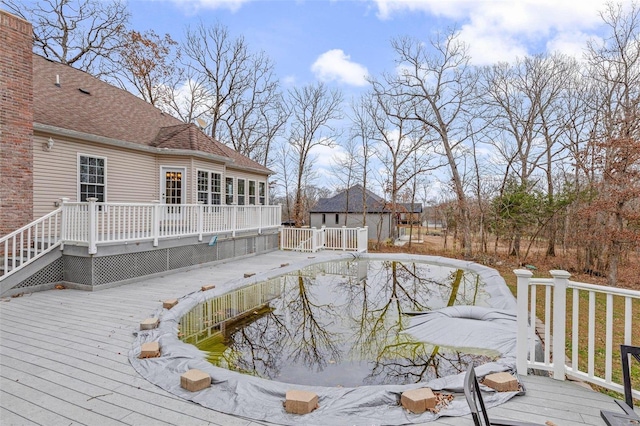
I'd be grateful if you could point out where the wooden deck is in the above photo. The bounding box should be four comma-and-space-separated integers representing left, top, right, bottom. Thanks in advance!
0, 250, 630, 426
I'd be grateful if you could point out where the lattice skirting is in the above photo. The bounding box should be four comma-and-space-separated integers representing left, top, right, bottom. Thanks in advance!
10, 234, 279, 291
13, 258, 64, 289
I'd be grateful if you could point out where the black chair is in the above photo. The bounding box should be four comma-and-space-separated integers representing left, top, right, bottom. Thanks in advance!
463, 366, 544, 426
600, 345, 640, 426
618, 345, 639, 413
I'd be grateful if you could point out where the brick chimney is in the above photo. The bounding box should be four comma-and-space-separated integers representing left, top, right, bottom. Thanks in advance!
0, 11, 34, 237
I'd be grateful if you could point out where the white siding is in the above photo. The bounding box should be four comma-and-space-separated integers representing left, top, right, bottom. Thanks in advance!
32, 133, 270, 219
33, 134, 155, 217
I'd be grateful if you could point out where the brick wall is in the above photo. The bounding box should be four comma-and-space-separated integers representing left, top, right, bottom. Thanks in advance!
0, 11, 34, 237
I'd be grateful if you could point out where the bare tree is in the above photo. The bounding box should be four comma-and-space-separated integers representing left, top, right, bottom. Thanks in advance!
481, 54, 576, 257
366, 82, 436, 240
6, 0, 129, 75
182, 22, 287, 166
287, 83, 343, 226
371, 31, 477, 256
582, 1, 640, 286
348, 94, 378, 226
103, 29, 181, 106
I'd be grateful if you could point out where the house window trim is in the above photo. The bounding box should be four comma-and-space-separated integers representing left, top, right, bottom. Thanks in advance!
159, 165, 187, 205
77, 153, 107, 202
196, 169, 222, 205
225, 177, 234, 205
248, 180, 256, 205
259, 181, 266, 205
237, 178, 246, 205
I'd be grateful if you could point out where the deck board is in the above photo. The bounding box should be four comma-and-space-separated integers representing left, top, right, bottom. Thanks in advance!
0, 250, 631, 425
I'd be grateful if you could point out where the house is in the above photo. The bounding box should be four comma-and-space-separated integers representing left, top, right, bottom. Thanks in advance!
0, 10, 279, 294
1, 11, 272, 237
309, 185, 422, 241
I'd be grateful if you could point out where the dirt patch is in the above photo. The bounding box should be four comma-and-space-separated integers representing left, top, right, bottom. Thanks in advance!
372, 235, 640, 291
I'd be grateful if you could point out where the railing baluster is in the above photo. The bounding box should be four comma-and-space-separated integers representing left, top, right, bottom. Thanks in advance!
605, 293, 613, 383
572, 288, 579, 373
529, 284, 537, 366
544, 285, 551, 364
624, 297, 632, 345
588, 291, 595, 378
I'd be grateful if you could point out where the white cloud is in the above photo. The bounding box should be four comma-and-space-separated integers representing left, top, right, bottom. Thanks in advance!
546, 31, 594, 59
311, 49, 369, 86
369, 0, 608, 64
170, 0, 250, 13
311, 143, 346, 168
281, 75, 297, 86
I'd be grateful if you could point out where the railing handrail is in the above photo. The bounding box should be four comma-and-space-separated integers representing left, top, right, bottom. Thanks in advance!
1, 208, 63, 281
516, 268, 640, 399
0, 208, 62, 243
568, 280, 640, 298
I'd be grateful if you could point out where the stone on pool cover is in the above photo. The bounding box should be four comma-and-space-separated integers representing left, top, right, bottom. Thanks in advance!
139, 317, 158, 330
401, 387, 436, 414
285, 390, 319, 414
181, 369, 211, 392
139, 342, 160, 358
483, 372, 519, 392
163, 298, 178, 309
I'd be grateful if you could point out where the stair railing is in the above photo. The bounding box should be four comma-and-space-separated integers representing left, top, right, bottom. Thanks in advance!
1, 208, 63, 280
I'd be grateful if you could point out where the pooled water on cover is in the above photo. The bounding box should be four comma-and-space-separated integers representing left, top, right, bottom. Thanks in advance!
179, 259, 499, 387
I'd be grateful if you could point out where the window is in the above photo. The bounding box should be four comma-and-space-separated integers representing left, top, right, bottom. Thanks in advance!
259, 182, 266, 205
249, 180, 256, 205
225, 177, 234, 204
335, 214, 339, 224
196, 170, 221, 205
322, 214, 326, 225
79, 155, 105, 202
237, 179, 245, 205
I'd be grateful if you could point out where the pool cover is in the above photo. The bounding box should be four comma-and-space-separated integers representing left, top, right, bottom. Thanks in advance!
129, 253, 534, 425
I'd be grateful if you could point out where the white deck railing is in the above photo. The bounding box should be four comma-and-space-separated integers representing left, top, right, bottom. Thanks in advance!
515, 269, 640, 399
61, 199, 281, 254
280, 226, 368, 253
0, 208, 63, 279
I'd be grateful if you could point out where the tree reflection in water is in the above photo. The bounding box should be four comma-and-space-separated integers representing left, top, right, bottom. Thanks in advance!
181, 260, 497, 387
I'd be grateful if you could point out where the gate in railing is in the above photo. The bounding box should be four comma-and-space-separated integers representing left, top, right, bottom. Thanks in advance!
515, 269, 640, 399
280, 226, 368, 253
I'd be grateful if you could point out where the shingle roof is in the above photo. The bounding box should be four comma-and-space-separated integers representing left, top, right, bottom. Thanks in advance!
311, 185, 389, 213
32, 54, 270, 174
311, 185, 423, 214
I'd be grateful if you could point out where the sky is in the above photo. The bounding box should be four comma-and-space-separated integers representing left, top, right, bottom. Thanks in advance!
127, 0, 611, 91
126, 0, 618, 196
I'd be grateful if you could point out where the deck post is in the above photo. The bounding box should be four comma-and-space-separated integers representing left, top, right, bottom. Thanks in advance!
550, 269, 570, 381
197, 202, 204, 242
60, 197, 69, 249
342, 226, 347, 251
258, 205, 262, 234
311, 227, 317, 253
152, 200, 160, 247
232, 205, 237, 237
515, 269, 533, 375
87, 198, 98, 254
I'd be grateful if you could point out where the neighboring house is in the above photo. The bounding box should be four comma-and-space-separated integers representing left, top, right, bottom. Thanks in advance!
309, 185, 422, 241
0, 10, 272, 237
